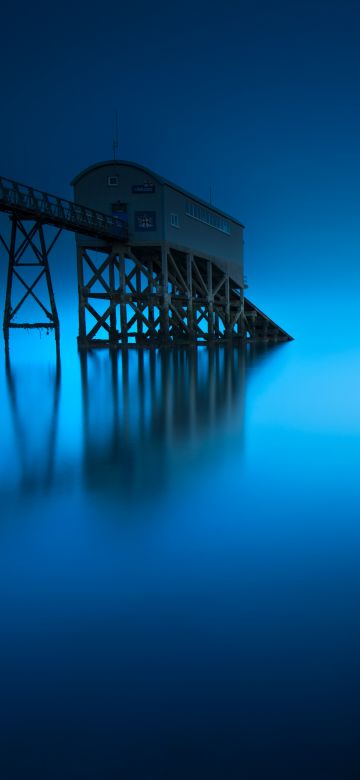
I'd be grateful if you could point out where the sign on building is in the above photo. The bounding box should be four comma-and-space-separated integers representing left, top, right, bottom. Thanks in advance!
135, 211, 157, 231
132, 182, 156, 194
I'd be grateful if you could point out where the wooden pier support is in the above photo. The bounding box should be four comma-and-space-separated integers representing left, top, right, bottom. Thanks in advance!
75, 242, 291, 348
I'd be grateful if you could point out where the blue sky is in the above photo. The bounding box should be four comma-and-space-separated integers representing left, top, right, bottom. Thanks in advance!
1, 0, 360, 343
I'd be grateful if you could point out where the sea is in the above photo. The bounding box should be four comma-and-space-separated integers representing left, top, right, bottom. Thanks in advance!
1, 325, 360, 779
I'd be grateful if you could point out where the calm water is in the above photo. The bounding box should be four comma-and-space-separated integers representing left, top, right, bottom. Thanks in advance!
1, 335, 360, 779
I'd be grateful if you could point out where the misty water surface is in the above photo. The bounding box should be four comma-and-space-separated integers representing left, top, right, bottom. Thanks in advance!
0, 336, 360, 779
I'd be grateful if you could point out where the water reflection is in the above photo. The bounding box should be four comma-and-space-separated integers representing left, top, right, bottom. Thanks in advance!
2, 343, 283, 499
4, 353, 61, 494
80, 345, 279, 500
2, 340, 360, 779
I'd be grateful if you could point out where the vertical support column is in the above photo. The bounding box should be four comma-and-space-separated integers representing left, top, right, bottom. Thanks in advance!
207, 259, 214, 342
136, 266, 143, 342
224, 274, 231, 338
76, 245, 87, 347
108, 249, 117, 346
186, 253, 194, 341
148, 258, 155, 338
119, 251, 128, 347
38, 224, 60, 360
239, 286, 245, 339
3, 217, 17, 353
161, 245, 170, 344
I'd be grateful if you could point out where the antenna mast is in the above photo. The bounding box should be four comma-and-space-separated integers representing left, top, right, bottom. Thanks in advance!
112, 111, 119, 160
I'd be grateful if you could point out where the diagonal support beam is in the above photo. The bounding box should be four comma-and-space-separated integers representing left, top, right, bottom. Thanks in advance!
85, 301, 113, 339
11, 268, 51, 320
83, 250, 111, 292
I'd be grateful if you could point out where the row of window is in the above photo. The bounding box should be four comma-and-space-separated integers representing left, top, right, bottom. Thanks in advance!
185, 202, 231, 235
170, 206, 231, 234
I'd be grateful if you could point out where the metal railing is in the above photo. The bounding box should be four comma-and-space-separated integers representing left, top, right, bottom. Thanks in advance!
0, 175, 128, 241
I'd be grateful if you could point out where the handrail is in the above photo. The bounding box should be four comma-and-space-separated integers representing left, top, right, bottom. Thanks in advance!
0, 175, 128, 241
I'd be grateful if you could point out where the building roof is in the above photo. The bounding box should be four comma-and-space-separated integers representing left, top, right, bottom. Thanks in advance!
71, 160, 245, 228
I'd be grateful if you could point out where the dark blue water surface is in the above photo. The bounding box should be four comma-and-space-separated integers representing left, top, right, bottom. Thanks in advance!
1, 333, 360, 779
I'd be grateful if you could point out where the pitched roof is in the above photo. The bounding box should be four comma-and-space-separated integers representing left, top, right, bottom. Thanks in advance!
71, 160, 245, 228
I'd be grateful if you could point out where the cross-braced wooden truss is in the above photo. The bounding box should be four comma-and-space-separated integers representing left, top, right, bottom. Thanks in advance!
77, 242, 291, 348
77, 243, 264, 348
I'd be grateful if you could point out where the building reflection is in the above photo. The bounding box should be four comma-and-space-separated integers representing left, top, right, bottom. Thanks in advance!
79, 345, 276, 501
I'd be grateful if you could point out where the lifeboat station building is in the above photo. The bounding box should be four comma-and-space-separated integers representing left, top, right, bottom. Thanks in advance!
71, 160, 291, 347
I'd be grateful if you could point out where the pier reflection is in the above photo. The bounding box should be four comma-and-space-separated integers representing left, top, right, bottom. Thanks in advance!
80, 345, 275, 501
4, 353, 61, 494
2, 343, 282, 500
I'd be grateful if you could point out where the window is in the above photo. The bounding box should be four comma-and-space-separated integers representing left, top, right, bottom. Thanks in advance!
185, 201, 230, 235
170, 213, 179, 228
108, 176, 118, 187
